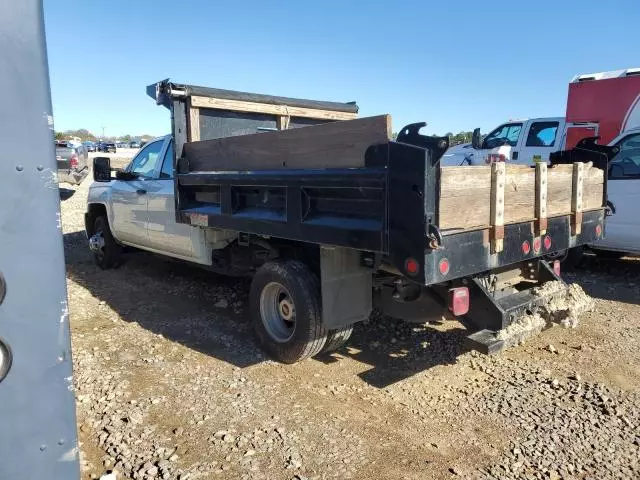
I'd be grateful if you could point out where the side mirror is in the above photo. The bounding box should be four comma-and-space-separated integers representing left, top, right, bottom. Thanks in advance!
471, 128, 482, 149
93, 157, 111, 182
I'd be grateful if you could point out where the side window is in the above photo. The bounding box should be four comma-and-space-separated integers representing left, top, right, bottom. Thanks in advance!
127, 140, 164, 178
482, 123, 523, 149
610, 134, 640, 179
526, 122, 559, 147
160, 141, 174, 179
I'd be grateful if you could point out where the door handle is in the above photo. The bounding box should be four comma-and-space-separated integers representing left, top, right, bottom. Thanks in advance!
136, 189, 147, 195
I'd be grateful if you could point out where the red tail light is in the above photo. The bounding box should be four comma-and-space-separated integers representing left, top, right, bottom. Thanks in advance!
522, 240, 531, 254
543, 235, 552, 250
69, 153, 78, 169
448, 287, 470, 316
533, 237, 542, 254
404, 257, 419, 276
438, 258, 450, 275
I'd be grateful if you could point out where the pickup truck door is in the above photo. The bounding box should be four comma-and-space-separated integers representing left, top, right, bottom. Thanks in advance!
145, 140, 197, 257
517, 120, 562, 165
596, 132, 640, 253
110, 140, 165, 246
474, 122, 523, 165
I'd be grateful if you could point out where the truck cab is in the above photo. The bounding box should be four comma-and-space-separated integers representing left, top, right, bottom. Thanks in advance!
442, 117, 565, 166
86, 135, 214, 266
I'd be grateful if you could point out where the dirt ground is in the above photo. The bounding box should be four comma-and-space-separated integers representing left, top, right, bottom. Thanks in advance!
61, 165, 639, 480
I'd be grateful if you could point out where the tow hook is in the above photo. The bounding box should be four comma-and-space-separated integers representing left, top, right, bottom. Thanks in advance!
427, 223, 443, 250
88, 232, 105, 253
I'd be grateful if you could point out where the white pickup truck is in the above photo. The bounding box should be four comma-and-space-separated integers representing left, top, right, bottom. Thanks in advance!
86, 135, 211, 267
441, 117, 566, 166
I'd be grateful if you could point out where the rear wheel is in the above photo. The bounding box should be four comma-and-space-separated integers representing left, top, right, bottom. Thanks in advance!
250, 260, 327, 363
91, 216, 122, 269
322, 325, 354, 353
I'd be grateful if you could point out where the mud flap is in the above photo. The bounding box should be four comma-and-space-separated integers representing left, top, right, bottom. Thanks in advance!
320, 247, 372, 328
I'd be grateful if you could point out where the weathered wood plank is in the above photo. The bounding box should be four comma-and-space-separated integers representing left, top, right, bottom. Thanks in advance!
439, 162, 604, 230
490, 162, 506, 253
571, 162, 585, 235
190, 95, 358, 121
184, 114, 391, 171
535, 162, 548, 234
188, 101, 200, 142
276, 115, 290, 130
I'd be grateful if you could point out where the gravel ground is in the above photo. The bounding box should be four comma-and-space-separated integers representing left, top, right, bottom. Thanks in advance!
61, 167, 640, 480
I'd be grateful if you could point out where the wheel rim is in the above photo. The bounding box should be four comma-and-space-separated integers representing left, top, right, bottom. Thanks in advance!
89, 229, 106, 261
259, 282, 296, 343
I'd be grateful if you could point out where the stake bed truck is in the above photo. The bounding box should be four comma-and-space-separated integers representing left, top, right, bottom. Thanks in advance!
85, 80, 613, 363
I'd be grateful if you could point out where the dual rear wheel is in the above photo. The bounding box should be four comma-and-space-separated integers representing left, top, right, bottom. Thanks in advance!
250, 260, 353, 363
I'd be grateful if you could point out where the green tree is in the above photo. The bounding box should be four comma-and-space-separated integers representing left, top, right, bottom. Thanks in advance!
54, 131, 65, 140
63, 128, 96, 141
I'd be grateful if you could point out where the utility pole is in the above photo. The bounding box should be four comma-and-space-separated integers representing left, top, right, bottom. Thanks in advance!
101, 126, 106, 139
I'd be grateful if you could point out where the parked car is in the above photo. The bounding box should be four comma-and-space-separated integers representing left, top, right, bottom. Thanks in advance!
99, 142, 116, 153
129, 141, 140, 148
56, 141, 88, 184
83, 141, 96, 152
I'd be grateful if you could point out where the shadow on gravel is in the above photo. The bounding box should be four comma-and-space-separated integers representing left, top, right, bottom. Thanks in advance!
63, 231, 264, 369
59, 187, 76, 200
65, 230, 473, 386
566, 255, 640, 305
318, 320, 470, 388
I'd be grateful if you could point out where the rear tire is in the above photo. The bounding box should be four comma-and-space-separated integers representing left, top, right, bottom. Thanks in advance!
322, 326, 354, 353
250, 260, 327, 363
92, 216, 122, 269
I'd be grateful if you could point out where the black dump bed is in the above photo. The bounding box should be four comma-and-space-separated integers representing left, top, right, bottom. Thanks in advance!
149, 80, 612, 286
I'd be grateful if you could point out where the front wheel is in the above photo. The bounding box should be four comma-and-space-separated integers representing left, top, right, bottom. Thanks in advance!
90, 216, 122, 269
250, 260, 327, 363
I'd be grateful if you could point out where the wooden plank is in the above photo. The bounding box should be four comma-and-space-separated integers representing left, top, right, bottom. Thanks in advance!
190, 95, 358, 121
490, 162, 506, 253
188, 100, 200, 142
535, 162, 548, 235
276, 115, 290, 130
183, 114, 391, 171
571, 162, 585, 235
439, 162, 604, 231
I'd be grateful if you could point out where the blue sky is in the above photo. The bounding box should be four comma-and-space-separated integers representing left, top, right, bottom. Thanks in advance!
44, 0, 640, 138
